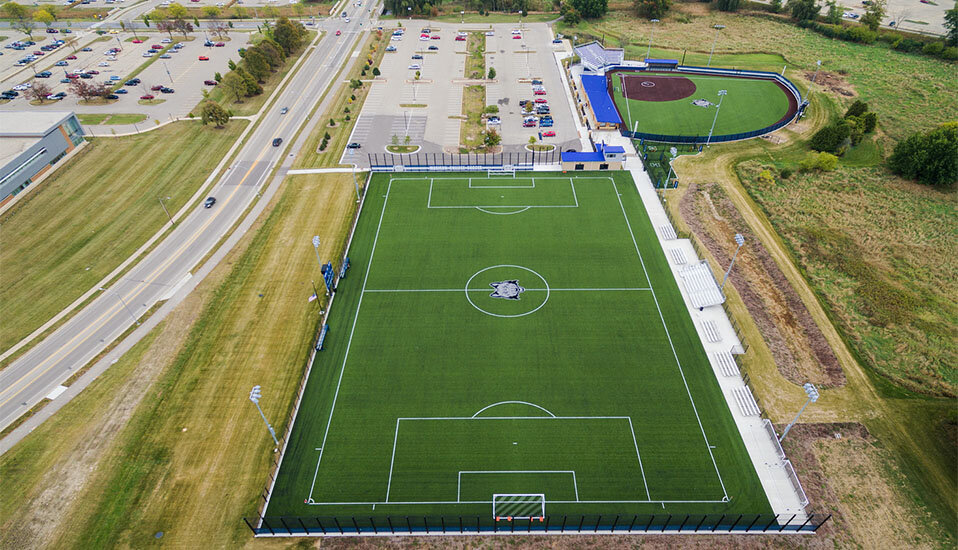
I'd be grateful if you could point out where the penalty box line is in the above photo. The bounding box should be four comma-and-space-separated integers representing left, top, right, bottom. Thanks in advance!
363, 287, 652, 293
385, 416, 651, 504
459, 471, 577, 502
426, 177, 579, 209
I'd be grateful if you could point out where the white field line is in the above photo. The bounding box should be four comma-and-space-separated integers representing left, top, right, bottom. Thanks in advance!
611, 177, 729, 501
627, 417, 652, 500
305, 499, 728, 506
459, 472, 571, 502
362, 288, 652, 293
425, 177, 579, 209
307, 177, 394, 501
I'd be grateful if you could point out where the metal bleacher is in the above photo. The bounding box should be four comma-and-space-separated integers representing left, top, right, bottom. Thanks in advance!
679, 261, 725, 309
713, 350, 739, 377
574, 42, 625, 72
732, 386, 761, 417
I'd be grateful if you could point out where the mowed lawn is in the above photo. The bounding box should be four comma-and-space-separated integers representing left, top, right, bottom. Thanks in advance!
0, 120, 247, 353
611, 72, 792, 138
268, 173, 770, 521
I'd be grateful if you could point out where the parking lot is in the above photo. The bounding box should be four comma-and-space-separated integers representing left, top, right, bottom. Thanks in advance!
0, 31, 249, 121
345, 21, 580, 162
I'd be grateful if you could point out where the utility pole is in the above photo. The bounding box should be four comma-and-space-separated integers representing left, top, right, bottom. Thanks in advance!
721, 233, 745, 290
779, 383, 820, 442
249, 385, 279, 452
158, 196, 174, 225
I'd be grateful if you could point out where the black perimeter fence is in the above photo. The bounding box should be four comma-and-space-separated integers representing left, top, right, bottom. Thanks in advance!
368, 150, 560, 171
245, 513, 830, 536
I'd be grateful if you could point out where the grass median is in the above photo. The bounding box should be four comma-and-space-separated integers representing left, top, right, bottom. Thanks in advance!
0, 173, 357, 547
0, 119, 247, 354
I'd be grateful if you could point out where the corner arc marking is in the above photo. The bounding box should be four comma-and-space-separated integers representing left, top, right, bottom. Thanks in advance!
471, 400, 557, 418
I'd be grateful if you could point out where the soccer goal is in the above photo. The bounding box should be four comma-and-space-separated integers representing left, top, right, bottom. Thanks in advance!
487, 166, 516, 177
493, 494, 546, 521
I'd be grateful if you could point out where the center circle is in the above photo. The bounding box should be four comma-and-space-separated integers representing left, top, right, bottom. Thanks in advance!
641, 81, 656, 87
465, 265, 549, 318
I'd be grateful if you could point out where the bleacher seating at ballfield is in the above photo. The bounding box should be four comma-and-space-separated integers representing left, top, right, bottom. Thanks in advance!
574, 42, 624, 72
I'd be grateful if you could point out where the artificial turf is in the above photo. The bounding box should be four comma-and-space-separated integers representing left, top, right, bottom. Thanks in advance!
610, 72, 792, 138
264, 172, 771, 523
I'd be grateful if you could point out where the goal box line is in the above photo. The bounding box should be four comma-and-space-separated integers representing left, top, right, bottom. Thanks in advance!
460, 471, 578, 503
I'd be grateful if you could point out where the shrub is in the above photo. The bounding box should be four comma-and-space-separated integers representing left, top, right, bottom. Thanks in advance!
942, 47, 958, 60
329, 118, 335, 126
345, 114, 350, 121
779, 167, 794, 179
888, 122, 958, 187
800, 152, 839, 172
483, 105, 499, 114
845, 100, 869, 119
922, 41, 944, 56
758, 169, 775, 185
372, 67, 381, 76
324, 131, 330, 140
810, 120, 851, 153
862, 112, 878, 133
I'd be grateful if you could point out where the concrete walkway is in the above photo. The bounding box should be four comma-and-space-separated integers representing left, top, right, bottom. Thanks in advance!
612, 143, 808, 522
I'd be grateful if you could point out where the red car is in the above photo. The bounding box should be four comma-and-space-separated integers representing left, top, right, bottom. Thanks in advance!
430, 35, 440, 40
132, 39, 143, 43
534, 98, 547, 103
198, 55, 209, 60
541, 130, 556, 137
66, 73, 79, 78
214, 42, 225, 47
513, 34, 521, 39
455, 35, 465, 41
33, 51, 45, 55
86, 70, 99, 75
336, 30, 341, 36
533, 89, 546, 95
151, 84, 164, 91
66, 55, 77, 60
204, 79, 217, 85
140, 94, 155, 100
151, 44, 162, 49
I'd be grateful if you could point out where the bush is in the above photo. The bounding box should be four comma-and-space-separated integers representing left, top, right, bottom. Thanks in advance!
922, 41, 944, 56
942, 47, 958, 60
810, 120, 851, 153
862, 112, 878, 133
845, 99, 868, 119
779, 167, 794, 179
372, 67, 381, 76
889, 122, 958, 187
800, 152, 839, 172
483, 105, 499, 114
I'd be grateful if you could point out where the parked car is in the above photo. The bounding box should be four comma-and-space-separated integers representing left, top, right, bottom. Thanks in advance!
60, 78, 71, 83
79, 73, 93, 79
151, 84, 164, 90
430, 35, 440, 40
385, 45, 397, 51
81, 47, 93, 51
161, 38, 172, 43
35, 71, 52, 78
132, 38, 143, 43
198, 55, 209, 60
98, 61, 110, 66
534, 98, 547, 103
541, 130, 556, 137
531, 79, 542, 85
347, 142, 361, 149
215, 42, 225, 47
160, 87, 174, 93
46, 28, 59, 34
427, 45, 439, 51
159, 53, 171, 58
125, 78, 140, 85
55, 60, 68, 66
408, 64, 421, 70
336, 30, 341, 36
142, 52, 154, 57
151, 44, 162, 49
47, 92, 68, 100
204, 197, 217, 208
487, 116, 500, 125
455, 35, 465, 41
140, 94, 155, 99
552, 38, 562, 44
114, 88, 128, 94
513, 34, 522, 39
522, 120, 537, 127
204, 79, 217, 85
66, 55, 77, 59
272, 137, 283, 147
105, 94, 119, 99
411, 54, 423, 59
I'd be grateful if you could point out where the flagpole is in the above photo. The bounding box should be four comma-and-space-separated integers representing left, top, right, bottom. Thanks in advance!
310, 280, 321, 302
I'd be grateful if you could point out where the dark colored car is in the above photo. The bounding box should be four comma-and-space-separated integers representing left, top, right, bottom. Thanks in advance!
125, 78, 141, 86
347, 142, 361, 149
105, 94, 119, 99
159, 87, 174, 93
203, 79, 217, 85
204, 197, 216, 208
35, 71, 52, 78
114, 88, 128, 94
272, 137, 283, 147
79, 73, 93, 79
427, 45, 439, 51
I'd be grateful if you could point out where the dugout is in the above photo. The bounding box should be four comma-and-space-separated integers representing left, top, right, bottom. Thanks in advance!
580, 74, 622, 130
561, 142, 624, 171
644, 58, 679, 71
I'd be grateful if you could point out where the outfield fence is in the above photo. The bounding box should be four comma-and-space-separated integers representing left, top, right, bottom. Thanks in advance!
243, 512, 830, 536
368, 150, 560, 171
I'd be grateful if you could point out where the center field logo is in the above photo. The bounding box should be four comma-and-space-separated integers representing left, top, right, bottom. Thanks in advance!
489, 280, 525, 300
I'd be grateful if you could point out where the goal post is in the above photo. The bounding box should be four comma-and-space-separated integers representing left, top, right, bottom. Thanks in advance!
493, 494, 545, 520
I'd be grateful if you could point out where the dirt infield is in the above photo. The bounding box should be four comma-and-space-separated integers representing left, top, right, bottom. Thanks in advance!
621, 74, 697, 102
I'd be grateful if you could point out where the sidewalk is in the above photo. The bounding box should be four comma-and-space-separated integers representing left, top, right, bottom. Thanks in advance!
623, 153, 809, 522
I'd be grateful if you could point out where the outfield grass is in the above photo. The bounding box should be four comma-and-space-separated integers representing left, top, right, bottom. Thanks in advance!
266, 172, 769, 522
610, 71, 792, 138
0, 120, 247, 354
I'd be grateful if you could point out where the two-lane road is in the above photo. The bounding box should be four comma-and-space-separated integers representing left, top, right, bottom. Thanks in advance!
0, 5, 376, 434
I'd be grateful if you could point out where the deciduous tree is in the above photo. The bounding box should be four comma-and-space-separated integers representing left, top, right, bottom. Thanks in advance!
27, 82, 51, 102
201, 100, 230, 127
860, 0, 886, 31
634, 0, 671, 19
787, 0, 820, 22
220, 71, 246, 103
888, 122, 958, 187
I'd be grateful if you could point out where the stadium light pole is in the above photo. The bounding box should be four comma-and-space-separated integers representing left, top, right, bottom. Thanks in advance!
706, 89, 727, 147
720, 233, 745, 290
249, 385, 280, 452
707, 24, 725, 67
645, 19, 659, 60
311, 235, 322, 270
811, 59, 822, 83
518, 10, 523, 30
779, 383, 820, 442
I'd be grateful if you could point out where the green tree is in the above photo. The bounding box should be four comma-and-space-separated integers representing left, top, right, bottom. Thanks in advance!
844, 99, 868, 119
862, 111, 878, 133
946, 2, 958, 47
483, 128, 501, 147
203, 5, 220, 17
824, 0, 842, 23
487, 67, 496, 79
244, 49, 270, 81
571, 0, 608, 18
560, 1, 581, 24
3, 3, 34, 38
888, 122, 958, 187
167, 2, 188, 19
770, 0, 783, 12
220, 71, 246, 103
810, 119, 851, 153
860, 0, 886, 31
273, 17, 304, 54
142, 14, 151, 27
716, 0, 742, 11
234, 67, 262, 96
787, 0, 820, 22
634, 0, 671, 19
372, 66, 381, 76
201, 100, 231, 127
256, 41, 285, 68
35, 9, 55, 29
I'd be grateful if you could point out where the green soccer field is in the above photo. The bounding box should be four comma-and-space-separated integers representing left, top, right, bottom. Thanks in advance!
264, 172, 771, 525
610, 72, 793, 139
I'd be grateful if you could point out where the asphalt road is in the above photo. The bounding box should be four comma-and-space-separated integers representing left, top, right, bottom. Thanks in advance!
0, 2, 375, 433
